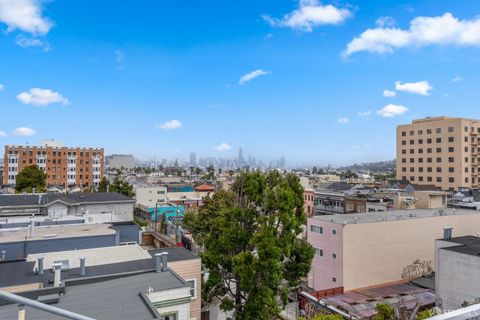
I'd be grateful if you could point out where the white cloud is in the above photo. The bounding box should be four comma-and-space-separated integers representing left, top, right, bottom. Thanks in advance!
376, 16, 396, 28
0, 0, 52, 35
13, 127, 37, 136
263, 0, 351, 32
0, 130, 7, 138
16, 35, 50, 51
337, 117, 349, 124
377, 104, 408, 117
344, 13, 480, 56
156, 120, 182, 130
357, 110, 372, 116
452, 76, 463, 82
17, 88, 70, 106
215, 143, 232, 152
383, 90, 397, 97
395, 81, 433, 96
0, 84, 4, 91
238, 69, 270, 85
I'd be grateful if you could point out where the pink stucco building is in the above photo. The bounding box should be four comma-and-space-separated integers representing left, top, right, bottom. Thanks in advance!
304, 189, 315, 217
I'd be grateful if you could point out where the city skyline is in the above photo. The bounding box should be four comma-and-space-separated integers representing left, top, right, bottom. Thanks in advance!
1, 1, 480, 165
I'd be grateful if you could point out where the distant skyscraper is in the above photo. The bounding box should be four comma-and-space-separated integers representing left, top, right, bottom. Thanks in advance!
238, 147, 245, 166
279, 156, 286, 168
190, 152, 197, 166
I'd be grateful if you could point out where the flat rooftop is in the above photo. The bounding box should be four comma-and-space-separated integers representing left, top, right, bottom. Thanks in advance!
440, 235, 480, 257
311, 208, 480, 225
0, 223, 116, 243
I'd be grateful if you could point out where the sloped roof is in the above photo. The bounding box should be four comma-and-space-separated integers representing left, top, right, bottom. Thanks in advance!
194, 183, 215, 191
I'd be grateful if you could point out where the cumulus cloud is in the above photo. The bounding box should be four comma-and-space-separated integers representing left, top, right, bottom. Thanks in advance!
13, 127, 37, 136
0, 130, 7, 138
357, 111, 372, 116
156, 120, 182, 130
337, 117, 349, 124
17, 88, 70, 106
377, 104, 408, 117
395, 81, 433, 96
215, 143, 232, 152
344, 13, 480, 56
262, 0, 352, 32
238, 69, 270, 85
0, 0, 52, 35
383, 90, 397, 97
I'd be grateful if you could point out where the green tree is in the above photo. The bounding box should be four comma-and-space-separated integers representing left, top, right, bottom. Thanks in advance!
184, 171, 314, 320
300, 314, 343, 320
97, 177, 109, 192
374, 303, 396, 320
15, 165, 47, 193
109, 176, 135, 198
416, 309, 437, 320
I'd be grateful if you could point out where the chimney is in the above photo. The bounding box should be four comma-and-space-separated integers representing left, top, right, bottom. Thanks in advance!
79, 257, 86, 276
37, 256, 44, 275
161, 252, 168, 272
443, 227, 453, 240
53, 262, 62, 287
154, 252, 168, 273
0, 250, 5, 261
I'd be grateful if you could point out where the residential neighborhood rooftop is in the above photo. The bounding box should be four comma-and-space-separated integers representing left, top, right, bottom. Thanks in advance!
311, 208, 480, 225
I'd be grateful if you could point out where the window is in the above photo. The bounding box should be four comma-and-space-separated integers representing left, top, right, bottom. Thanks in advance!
402, 158, 407, 163
402, 167, 406, 172
419, 167, 424, 172
410, 176, 415, 181
410, 167, 415, 172
402, 140, 406, 145
332, 253, 337, 259
436, 138, 441, 143
410, 158, 415, 163
448, 137, 454, 143
427, 138, 432, 144
186, 279, 197, 299
410, 149, 415, 154
402, 131, 406, 137
448, 126, 454, 133
418, 130, 423, 135
449, 167, 454, 173
419, 158, 424, 163
418, 148, 423, 154
449, 177, 455, 183
436, 167, 442, 173
465, 147, 469, 152
410, 130, 414, 136
315, 248, 323, 256
448, 157, 454, 163
410, 140, 414, 145
436, 147, 442, 153
418, 139, 423, 144
437, 177, 442, 182
332, 229, 337, 235
419, 176, 424, 182
465, 136, 469, 142
311, 225, 323, 234
436, 128, 441, 134
427, 148, 432, 153
402, 149, 406, 154
332, 277, 337, 283
427, 176, 432, 182
466, 177, 469, 183
436, 157, 442, 163
465, 167, 469, 173
160, 312, 177, 320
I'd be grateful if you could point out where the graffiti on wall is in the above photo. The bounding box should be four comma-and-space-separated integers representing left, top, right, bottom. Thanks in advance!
401, 259, 433, 279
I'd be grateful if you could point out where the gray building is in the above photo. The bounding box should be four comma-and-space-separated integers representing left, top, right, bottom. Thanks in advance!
106, 154, 136, 170
436, 232, 480, 311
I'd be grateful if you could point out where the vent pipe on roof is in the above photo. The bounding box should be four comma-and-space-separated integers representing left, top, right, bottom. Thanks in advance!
29, 216, 35, 238
443, 227, 453, 240
162, 252, 168, 272
53, 263, 62, 287
0, 250, 5, 261
37, 256, 44, 275
154, 252, 168, 273
79, 257, 86, 276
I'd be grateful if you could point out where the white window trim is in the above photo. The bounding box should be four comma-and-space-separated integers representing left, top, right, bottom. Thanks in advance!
186, 278, 197, 299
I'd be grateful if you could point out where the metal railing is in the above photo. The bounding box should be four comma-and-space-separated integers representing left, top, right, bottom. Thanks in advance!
0, 290, 95, 320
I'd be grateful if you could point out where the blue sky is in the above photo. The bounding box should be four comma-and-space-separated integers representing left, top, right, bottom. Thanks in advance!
0, 0, 480, 166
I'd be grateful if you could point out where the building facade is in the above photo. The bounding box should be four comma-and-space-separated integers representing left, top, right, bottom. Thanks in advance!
307, 208, 480, 293
3, 142, 104, 189
396, 116, 480, 191
106, 154, 136, 170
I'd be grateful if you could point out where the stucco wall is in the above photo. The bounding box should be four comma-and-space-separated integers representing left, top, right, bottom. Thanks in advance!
342, 214, 480, 291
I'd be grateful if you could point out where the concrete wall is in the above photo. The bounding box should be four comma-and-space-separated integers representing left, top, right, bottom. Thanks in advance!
136, 186, 168, 208
341, 214, 480, 291
112, 224, 141, 243
436, 241, 480, 311
414, 191, 447, 209
79, 202, 134, 223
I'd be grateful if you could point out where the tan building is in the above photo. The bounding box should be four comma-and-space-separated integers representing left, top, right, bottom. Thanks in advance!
307, 208, 480, 292
397, 116, 480, 191
3, 141, 104, 189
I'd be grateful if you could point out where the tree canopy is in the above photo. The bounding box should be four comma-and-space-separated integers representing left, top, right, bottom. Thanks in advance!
15, 165, 47, 193
107, 176, 134, 198
184, 171, 314, 320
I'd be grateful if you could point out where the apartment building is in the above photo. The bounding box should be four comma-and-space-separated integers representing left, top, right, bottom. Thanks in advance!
106, 153, 136, 170
307, 208, 480, 293
3, 141, 104, 188
396, 116, 480, 191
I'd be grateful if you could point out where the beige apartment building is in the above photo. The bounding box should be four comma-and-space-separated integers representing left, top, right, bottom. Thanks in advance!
396, 116, 480, 191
